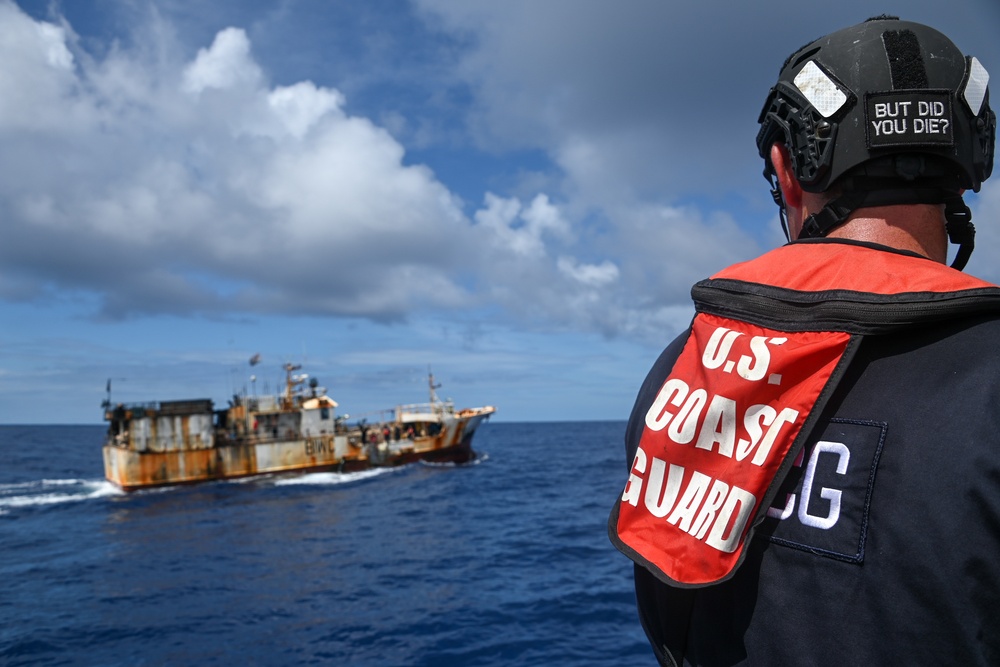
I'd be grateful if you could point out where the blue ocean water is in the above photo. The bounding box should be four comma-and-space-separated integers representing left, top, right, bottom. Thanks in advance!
0, 422, 652, 666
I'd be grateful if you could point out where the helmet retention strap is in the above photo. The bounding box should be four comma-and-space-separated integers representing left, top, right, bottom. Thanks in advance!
798, 188, 975, 271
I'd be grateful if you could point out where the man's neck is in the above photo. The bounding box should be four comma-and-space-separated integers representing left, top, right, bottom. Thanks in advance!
813, 204, 948, 264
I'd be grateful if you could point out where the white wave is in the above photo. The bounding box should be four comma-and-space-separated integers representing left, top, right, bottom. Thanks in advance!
225, 474, 275, 485
0, 480, 122, 514
126, 484, 179, 496
420, 452, 489, 468
272, 468, 393, 486
0, 478, 92, 493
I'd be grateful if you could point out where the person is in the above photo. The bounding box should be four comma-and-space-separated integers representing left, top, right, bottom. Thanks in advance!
608, 16, 999, 666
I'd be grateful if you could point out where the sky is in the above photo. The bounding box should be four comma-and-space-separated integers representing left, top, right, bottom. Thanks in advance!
2, 0, 1000, 424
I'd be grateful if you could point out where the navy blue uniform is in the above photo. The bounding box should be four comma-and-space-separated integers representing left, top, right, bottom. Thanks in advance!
613, 239, 1000, 666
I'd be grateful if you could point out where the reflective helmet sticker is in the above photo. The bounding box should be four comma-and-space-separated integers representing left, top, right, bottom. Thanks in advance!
794, 61, 848, 118
963, 57, 990, 116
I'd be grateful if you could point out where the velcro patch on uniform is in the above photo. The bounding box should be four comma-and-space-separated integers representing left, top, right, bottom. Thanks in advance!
611, 313, 852, 586
764, 418, 886, 563
865, 90, 954, 148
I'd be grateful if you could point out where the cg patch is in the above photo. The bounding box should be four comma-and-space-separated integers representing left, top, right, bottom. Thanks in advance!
765, 418, 887, 563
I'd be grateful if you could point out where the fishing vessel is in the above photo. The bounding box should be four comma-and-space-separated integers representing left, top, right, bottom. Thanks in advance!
102, 364, 496, 491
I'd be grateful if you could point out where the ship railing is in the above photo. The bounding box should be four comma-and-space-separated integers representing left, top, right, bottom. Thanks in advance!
397, 400, 455, 416
343, 408, 397, 424
108, 401, 160, 414
240, 389, 330, 411
106, 399, 215, 418
215, 428, 341, 447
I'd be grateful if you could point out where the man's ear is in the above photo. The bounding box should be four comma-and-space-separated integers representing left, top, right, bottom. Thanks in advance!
770, 143, 803, 210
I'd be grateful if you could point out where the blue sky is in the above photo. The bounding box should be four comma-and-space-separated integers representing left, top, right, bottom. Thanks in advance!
3, 0, 1000, 424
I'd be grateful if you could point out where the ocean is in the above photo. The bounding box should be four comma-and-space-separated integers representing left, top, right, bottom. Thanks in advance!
0, 422, 653, 666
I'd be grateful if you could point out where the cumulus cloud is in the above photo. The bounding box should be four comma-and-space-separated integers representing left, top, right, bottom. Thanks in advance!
0, 2, 79, 130
415, 0, 1000, 215
181, 27, 262, 94
0, 0, 776, 344
464, 188, 756, 341
474, 193, 571, 258
0, 3, 479, 322
414, 0, 776, 208
267, 83, 344, 140
557, 257, 619, 288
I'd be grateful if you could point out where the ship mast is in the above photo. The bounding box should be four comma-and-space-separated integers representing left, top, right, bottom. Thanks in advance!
283, 363, 304, 409
428, 368, 442, 405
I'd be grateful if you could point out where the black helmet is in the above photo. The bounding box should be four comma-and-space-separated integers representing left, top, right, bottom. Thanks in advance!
757, 16, 996, 269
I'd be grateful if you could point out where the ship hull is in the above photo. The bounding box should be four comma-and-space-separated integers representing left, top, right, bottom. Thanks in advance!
103, 411, 491, 492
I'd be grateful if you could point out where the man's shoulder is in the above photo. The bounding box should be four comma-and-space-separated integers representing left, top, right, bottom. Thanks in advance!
713, 240, 1000, 293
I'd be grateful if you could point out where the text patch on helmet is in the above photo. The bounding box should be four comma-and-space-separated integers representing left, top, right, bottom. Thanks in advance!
865, 90, 954, 149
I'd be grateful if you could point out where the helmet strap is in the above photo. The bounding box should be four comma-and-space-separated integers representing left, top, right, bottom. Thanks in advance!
767, 176, 791, 242
944, 195, 975, 271
798, 187, 975, 271
798, 190, 870, 240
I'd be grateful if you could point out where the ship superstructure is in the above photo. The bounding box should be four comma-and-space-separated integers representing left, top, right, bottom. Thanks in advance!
103, 365, 495, 491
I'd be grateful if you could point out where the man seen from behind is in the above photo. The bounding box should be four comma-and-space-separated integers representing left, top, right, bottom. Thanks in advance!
609, 15, 1000, 666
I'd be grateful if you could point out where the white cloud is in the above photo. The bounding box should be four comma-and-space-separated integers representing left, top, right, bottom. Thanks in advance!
267, 82, 344, 140
181, 26, 261, 94
474, 192, 570, 258
557, 257, 619, 288
0, 5, 477, 321
0, 2, 79, 130
415, 0, 1000, 216
0, 1, 802, 345
414, 0, 773, 207
611, 203, 762, 302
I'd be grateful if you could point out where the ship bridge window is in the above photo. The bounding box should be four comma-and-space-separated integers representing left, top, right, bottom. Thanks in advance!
321, 407, 330, 420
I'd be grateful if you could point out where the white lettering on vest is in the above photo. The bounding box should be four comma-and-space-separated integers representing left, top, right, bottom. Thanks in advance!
645, 378, 800, 467
621, 447, 647, 507
766, 441, 849, 530
694, 394, 737, 457
622, 447, 758, 554
643, 457, 684, 518
645, 378, 687, 431
737, 404, 800, 465
701, 327, 787, 382
799, 440, 850, 529
705, 485, 756, 553
702, 327, 744, 370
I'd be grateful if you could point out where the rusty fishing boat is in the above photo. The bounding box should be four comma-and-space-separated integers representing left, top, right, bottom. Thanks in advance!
102, 364, 496, 491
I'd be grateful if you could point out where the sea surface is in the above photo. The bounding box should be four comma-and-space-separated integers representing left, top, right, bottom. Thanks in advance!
0, 422, 653, 666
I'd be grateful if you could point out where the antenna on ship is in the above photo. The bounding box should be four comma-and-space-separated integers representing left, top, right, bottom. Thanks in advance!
248, 353, 262, 401
283, 362, 303, 408
428, 366, 442, 405
101, 378, 112, 409
101, 377, 127, 410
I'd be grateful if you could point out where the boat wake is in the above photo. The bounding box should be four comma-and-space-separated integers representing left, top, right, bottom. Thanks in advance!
0, 478, 123, 515
420, 452, 490, 468
272, 468, 394, 487
0, 464, 455, 515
